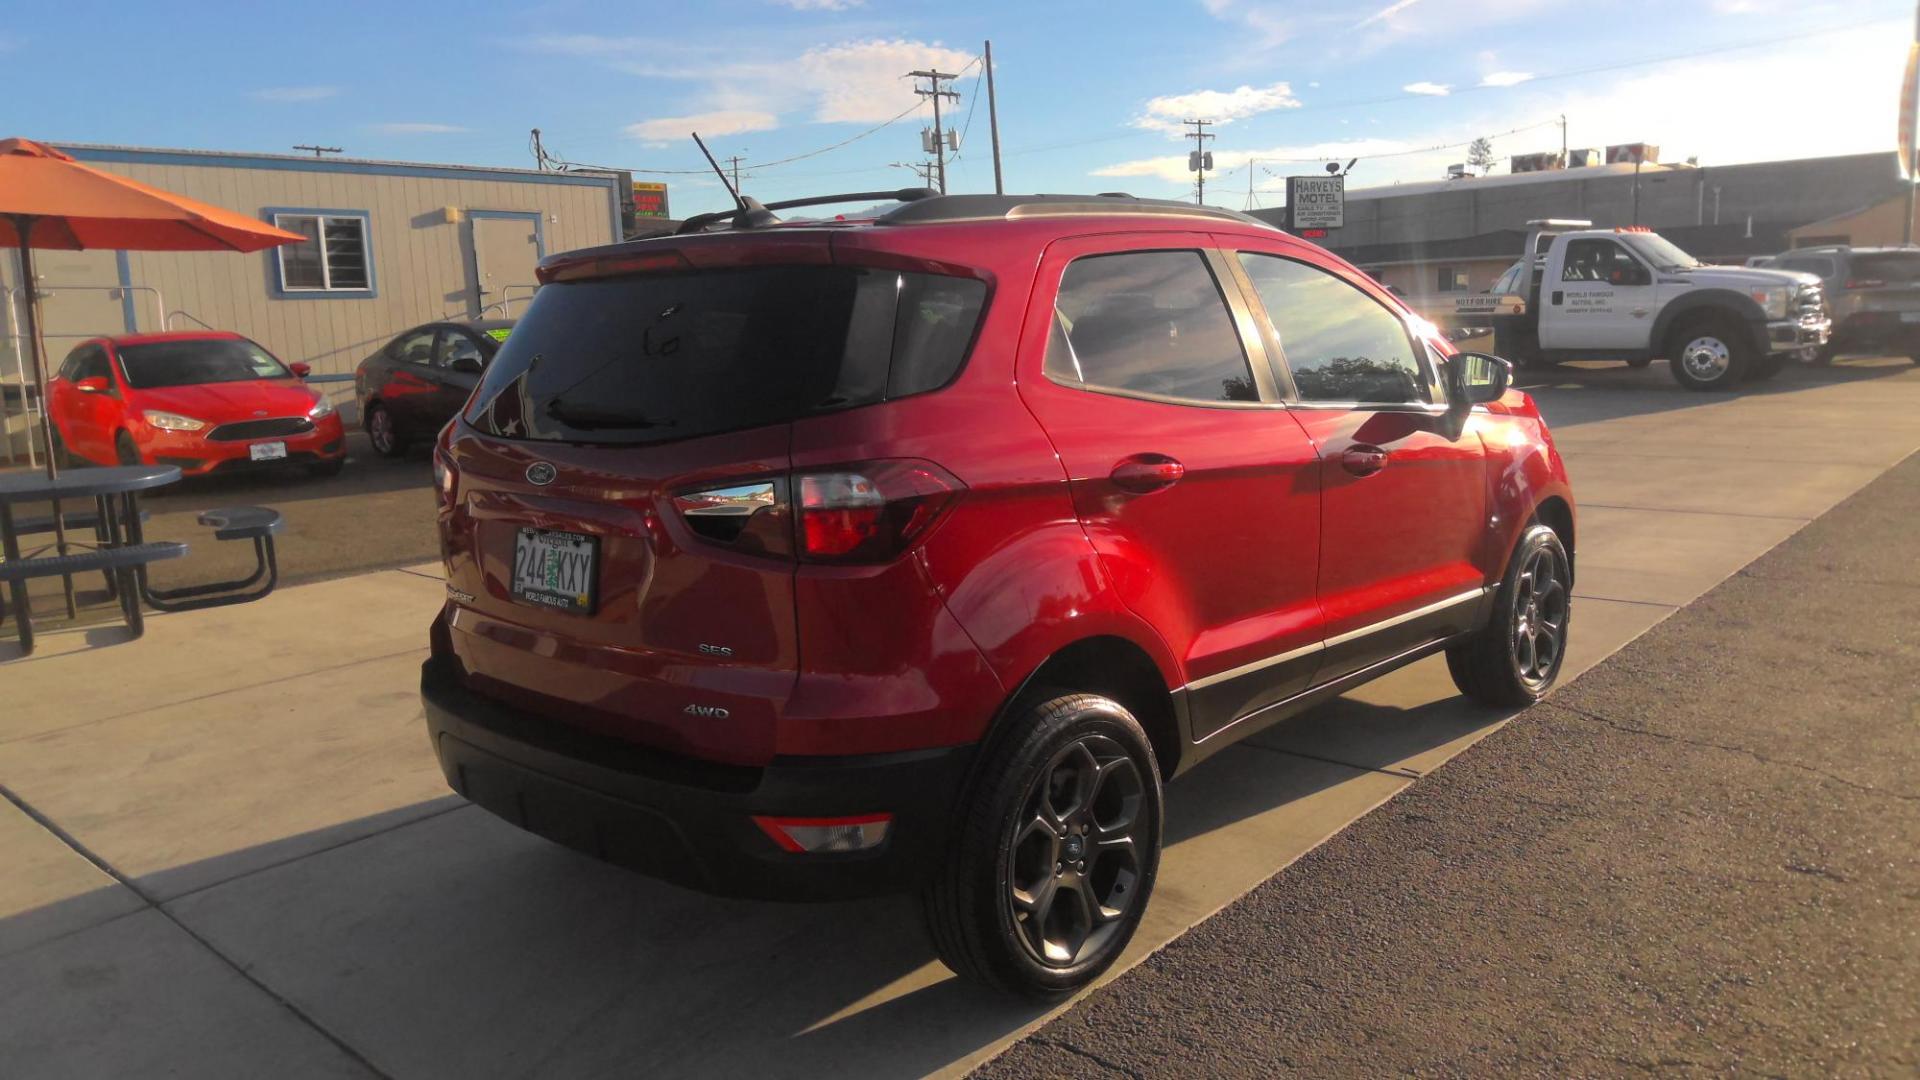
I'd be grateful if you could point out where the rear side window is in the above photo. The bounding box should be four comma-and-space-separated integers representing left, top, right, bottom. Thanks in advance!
1779, 256, 1836, 278
1851, 252, 1920, 283
465, 265, 984, 445
1236, 253, 1427, 405
1043, 250, 1257, 404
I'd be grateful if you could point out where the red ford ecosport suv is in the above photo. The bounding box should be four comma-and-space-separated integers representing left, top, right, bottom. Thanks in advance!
422, 190, 1575, 998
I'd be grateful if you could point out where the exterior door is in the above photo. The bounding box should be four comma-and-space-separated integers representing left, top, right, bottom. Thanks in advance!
1541, 237, 1658, 350
58, 344, 120, 460
1015, 234, 1326, 737
1230, 246, 1490, 681
470, 214, 541, 318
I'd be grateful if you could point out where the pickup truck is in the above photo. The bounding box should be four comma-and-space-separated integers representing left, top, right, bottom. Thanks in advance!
1475, 219, 1831, 391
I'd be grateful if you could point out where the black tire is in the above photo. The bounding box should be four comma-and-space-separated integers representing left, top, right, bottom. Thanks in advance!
1746, 353, 1786, 381
307, 458, 346, 479
1667, 314, 1753, 391
48, 426, 75, 468
1625, 356, 1654, 369
115, 430, 142, 466
1811, 344, 1837, 366
921, 691, 1162, 1000
365, 402, 407, 458
1447, 523, 1572, 708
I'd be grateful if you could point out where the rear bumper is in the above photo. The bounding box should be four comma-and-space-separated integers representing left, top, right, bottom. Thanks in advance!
1831, 312, 1920, 353
421, 655, 974, 901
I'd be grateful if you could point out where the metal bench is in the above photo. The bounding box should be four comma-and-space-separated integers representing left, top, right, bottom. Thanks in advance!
13, 508, 152, 598
0, 541, 189, 654
142, 506, 284, 613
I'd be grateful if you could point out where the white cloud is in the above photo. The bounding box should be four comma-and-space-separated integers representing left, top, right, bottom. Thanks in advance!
796, 39, 974, 124
625, 109, 778, 144
1133, 82, 1302, 137
251, 86, 339, 103
1479, 71, 1534, 88
1355, 0, 1422, 28
772, 0, 863, 8
369, 122, 470, 135
1403, 81, 1451, 96
528, 36, 972, 136
1194, 1, 1295, 49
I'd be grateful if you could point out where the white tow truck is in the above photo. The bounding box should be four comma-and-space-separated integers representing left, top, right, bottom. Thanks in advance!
1471, 219, 1831, 391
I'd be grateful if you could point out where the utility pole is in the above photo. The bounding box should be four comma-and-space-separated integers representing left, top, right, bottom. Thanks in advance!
909, 68, 961, 194
984, 40, 1005, 195
1246, 159, 1257, 211
530, 128, 547, 171
1559, 113, 1567, 168
891, 161, 938, 187
724, 155, 745, 192
293, 145, 342, 158
1184, 119, 1215, 206
1904, 0, 1919, 244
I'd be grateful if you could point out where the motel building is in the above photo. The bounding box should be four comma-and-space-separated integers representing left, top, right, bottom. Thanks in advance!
2, 144, 629, 461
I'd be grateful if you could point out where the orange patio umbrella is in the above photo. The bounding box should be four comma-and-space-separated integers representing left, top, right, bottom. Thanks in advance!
0, 137, 306, 479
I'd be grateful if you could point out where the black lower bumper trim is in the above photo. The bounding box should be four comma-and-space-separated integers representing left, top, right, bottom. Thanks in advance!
421, 656, 975, 901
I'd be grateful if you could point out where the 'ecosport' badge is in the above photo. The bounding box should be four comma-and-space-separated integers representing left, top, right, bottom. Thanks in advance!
525, 461, 557, 486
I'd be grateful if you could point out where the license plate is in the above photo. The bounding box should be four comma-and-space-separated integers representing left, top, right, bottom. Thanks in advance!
511, 528, 598, 614
249, 441, 288, 462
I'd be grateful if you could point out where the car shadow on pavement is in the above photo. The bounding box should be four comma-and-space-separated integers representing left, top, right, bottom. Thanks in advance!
0, 688, 1504, 1078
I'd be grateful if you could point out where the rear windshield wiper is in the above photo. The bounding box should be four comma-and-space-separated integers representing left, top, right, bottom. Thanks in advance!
544, 400, 677, 431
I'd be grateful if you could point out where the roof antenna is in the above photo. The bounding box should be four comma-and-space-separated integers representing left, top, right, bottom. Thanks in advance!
692, 131, 745, 212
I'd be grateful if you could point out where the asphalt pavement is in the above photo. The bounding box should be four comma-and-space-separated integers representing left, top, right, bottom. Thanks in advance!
976, 450, 1920, 1077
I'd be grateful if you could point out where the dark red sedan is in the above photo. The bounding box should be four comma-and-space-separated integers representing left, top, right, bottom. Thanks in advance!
47, 331, 346, 477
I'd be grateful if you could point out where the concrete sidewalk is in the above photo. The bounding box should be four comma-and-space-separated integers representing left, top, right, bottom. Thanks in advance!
2, 358, 1919, 1079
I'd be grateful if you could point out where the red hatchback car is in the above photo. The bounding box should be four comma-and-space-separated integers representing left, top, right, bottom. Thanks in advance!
422, 192, 1575, 998
49, 331, 346, 477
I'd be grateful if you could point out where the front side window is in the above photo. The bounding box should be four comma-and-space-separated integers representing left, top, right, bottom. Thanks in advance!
117, 339, 290, 389
1561, 239, 1650, 286
1237, 253, 1427, 405
272, 212, 371, 293
437, 331, 487, 370
1043, 250, 1257, 404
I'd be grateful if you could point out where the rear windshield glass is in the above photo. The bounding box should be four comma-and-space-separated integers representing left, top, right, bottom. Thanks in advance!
1852, 252, 1920, 283
465, 265, 986, 445
118, 339, 289, 389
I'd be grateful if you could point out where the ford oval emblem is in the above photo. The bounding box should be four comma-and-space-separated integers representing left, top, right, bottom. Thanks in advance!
525, 461, 557, 486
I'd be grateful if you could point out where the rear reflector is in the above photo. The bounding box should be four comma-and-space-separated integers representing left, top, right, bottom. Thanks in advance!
753, 814, 892, 854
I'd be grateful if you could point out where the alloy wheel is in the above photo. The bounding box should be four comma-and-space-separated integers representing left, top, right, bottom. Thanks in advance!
1680, 335, 1732, 382
1006, 734, 1145, 968
369, 408, 395, 454
1510, 545, 1569, 689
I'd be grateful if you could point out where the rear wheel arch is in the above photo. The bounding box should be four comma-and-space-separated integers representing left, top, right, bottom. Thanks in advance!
986, 636, 1182, 782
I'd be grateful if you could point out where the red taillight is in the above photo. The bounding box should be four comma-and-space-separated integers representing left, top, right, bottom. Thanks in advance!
432, 438, 458, 511
670, 460, 962, 565
1843, 278, 1885, 289
796, 460, 962, 564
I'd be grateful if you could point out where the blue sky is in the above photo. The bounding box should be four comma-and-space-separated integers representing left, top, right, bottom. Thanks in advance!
4, 0, 1912, 217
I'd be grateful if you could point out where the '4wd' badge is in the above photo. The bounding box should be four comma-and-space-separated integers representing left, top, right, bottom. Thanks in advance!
525, 461, 557, 486
684, 704, 731, 720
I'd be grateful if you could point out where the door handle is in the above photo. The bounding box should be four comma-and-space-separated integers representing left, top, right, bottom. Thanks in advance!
1341, 445, 1389, 477
1551, 290, 1564, 305
1110, 454, 1185, 494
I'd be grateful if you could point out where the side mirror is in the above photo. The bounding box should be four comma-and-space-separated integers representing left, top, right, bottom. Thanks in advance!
449, 356, 485, 375
1453, 352, 1513, 405
76, 376, 110, 394
289, 362, 313, 378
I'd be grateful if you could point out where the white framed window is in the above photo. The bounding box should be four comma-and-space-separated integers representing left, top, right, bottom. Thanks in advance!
1435, 266, 1470, 293
268, 209, 373, 296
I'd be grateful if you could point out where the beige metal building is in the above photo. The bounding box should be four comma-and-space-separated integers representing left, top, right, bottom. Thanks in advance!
3, 144, 624, 461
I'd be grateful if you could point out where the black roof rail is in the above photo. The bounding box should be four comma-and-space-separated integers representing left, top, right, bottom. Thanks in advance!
676, 187, 939, 234
874, 193, 1275, 228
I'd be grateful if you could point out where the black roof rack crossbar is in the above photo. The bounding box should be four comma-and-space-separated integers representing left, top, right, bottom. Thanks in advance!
675, 187, 939, 234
